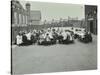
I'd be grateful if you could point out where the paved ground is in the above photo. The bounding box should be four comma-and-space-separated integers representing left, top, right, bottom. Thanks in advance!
12, 35, 97, 74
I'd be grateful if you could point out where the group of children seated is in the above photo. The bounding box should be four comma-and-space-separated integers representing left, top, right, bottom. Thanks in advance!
15, 27, 92, 46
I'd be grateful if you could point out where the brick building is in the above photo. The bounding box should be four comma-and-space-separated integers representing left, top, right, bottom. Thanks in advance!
30, 11, 41, 25
11, 0, 41, 43
11, 0, 41, 26
85, 5, 97, 35
11, 0, 28, 26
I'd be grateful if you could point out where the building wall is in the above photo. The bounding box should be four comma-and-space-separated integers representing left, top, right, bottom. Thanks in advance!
11, 0, 29, 27
85, 5, 97, 35
11, 0, 41, 43
30, 11, 41, 25
11, 0, 41, 26
31, 21, 40, 25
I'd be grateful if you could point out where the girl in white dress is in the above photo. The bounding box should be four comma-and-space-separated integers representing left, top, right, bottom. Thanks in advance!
16, 33, 23, 46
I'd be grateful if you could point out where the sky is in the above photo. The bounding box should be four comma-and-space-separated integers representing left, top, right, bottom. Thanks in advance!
19, 0, 85, 21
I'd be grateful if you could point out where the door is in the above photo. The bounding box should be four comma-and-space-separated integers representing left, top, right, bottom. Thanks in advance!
90, 21, 94, 33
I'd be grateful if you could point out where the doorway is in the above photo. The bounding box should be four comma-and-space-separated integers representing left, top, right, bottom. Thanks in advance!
90, 21, 94, 33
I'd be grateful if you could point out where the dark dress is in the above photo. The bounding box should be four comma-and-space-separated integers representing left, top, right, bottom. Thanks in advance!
22, 35, 28, 45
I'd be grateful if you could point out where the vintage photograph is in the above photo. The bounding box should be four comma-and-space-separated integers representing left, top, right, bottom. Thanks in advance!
11, 0, 97, 74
